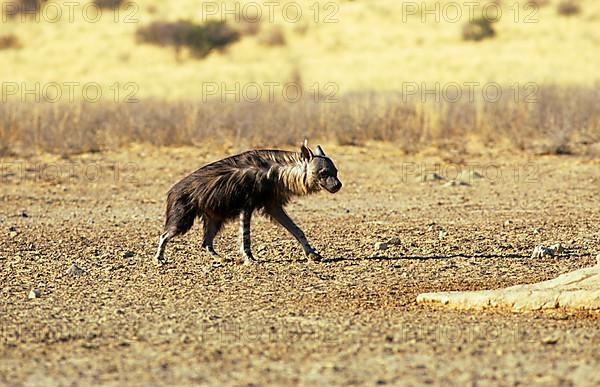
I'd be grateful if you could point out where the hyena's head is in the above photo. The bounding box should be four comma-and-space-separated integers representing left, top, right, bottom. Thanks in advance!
300, 141, 342, 193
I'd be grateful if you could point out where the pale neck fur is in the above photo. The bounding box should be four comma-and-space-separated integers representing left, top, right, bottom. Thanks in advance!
270, 157, 317, 197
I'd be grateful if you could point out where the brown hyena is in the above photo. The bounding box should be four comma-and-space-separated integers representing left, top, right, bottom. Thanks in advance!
154, 140, 342, 265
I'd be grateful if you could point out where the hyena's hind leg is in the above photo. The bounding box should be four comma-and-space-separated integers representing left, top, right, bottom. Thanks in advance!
239, 209, 256, 265
155, 229, 176, 265
154, 198, 196, 265
201, 216, 227, 261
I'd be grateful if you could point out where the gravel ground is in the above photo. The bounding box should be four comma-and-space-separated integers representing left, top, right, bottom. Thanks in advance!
1, 144, 599, 386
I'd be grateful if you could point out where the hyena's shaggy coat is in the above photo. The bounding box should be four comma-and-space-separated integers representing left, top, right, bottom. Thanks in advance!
155, 141, 342, 265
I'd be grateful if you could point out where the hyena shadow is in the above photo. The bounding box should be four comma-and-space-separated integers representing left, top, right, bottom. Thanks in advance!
323, 253, 530, 263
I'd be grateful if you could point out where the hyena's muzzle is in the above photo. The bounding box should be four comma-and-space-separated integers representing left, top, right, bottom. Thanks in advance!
322, 175, 342, 193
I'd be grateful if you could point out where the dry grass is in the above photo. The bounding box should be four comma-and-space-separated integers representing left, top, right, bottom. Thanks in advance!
1, 86, 597, 156
234, 8, 261, 36
462, 17, 496, 41
557, 0, 582, 16
258, 25, 286, 46
0, 33, 22, 50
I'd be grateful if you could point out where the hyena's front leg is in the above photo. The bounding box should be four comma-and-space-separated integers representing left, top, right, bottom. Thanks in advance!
239, 209, 257, 265
267, 206, 322, 261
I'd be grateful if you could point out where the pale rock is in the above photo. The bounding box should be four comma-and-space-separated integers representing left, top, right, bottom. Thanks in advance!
28, 288, 41, 299
417, 262, 600, 311
66, 262, 85, 276
531, 243, 565, 259
375, 242, 388, 251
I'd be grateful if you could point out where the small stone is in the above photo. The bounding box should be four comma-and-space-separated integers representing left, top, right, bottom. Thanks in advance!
28, 288, 41, 299
531, 245, 551, 258
66, 263, 85, 276
533, 228, 542, 234
375, 242, 388, 251
255, 244, 267, 252
471, 171, 484, 179
531, 244, 565, 259
596, 254, 600, 266
443, 180, 469, 187
21, 211, 28, 218
388, 237, 402, 245
82, 342, 99, 350
461, 170, 484, 181
542, 336, 559, 345
9, 231, 17, 238
504, 220, 512, 226
438, 230, 447, 240
549, 243, 564, 255
421, 173, 445, 182
123, 251, 135, 259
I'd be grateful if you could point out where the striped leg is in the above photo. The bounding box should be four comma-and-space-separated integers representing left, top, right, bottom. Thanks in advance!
239, 209, 256, 265
155, 228, 177, 265
154, 231, 171, 265
267, 206, 322, 261
202, 217, 226, 261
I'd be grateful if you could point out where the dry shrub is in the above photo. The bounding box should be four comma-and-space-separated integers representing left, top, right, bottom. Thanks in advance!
294, 22, 309, 36
0, 87, 597, 156
0, 34, 22, 50
462, 17, 496, 41
527, 0, 551, 6
93, 0, 123, 9
258, 25, 286, 46
557, 0, 581, 16
93, 0, 122, 9
136, 20, 240, 59
2, 0, 43, 18
204, 20, 241, 48
234, 9, 261, 36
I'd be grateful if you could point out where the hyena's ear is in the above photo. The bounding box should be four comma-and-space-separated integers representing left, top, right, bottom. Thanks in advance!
300, 139, 314, 161
314, 145, 326, 157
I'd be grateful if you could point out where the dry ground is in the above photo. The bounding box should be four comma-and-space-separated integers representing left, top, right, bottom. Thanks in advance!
1, 143, 599, 386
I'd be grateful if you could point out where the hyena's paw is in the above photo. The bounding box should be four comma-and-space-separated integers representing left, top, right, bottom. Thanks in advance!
204, 247, 231, 264
306, 250, 324, 262
243, 255, 257, 266
154, 254, 167, 266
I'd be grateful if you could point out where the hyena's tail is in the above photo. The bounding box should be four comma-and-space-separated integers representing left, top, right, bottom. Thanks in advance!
164, 188, 198, 237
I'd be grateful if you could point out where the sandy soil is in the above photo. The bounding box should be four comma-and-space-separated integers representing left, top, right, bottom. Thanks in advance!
1, 143, 599, 386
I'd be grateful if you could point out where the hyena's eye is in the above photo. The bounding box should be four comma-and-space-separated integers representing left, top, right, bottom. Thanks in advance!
318, 170, 328, 178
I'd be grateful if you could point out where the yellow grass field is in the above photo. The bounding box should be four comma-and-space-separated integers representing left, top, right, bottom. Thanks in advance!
1, 0, 599, 100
